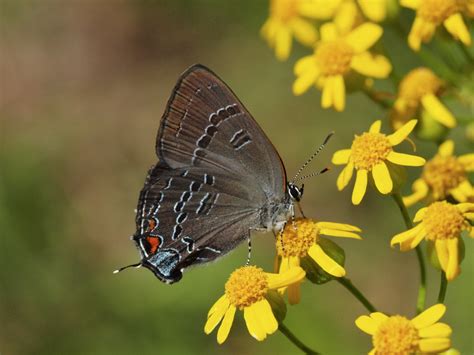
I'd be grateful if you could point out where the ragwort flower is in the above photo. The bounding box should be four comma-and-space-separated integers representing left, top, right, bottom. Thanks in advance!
204, 265, 305, 343
391, 201, 474, 280
401, 0, 472, 51
293, 22, 391, 111
391, 67, 456, 130
260, 0, 322, 61
332, 119, 425, 205
276, 218, 361, 304
404, 140, 474, 206
355, 304, 452, 354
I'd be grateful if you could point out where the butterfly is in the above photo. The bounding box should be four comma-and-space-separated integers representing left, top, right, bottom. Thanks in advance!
118, 65, 329, 284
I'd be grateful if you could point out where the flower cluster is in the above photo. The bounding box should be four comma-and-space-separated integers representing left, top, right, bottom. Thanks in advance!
202, 1, 472, 352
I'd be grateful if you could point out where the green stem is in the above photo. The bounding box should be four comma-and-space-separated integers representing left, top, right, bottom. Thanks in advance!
337, 277, 377, 313
391, 193, 427, 314
437, 271, 448, 303
457, 41, 474, 63
279, 323, 320, 355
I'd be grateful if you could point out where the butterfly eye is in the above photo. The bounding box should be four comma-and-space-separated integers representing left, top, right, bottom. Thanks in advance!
288, 183, 303, 201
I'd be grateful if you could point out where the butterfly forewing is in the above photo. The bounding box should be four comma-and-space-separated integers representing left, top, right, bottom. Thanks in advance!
133, 65, 290, 283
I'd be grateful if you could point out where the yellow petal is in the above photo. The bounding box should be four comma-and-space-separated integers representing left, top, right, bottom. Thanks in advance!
267, 266, 305, 289
275, 27, 292, 61
370, 312, 389, 322
332, 149, 351, 165
332, 74, 345, 111
319, 228, 362, 239
411, 304, 446, 329
253, 299, 278, 335
320, 22, 338, 42
358, 0, 386, 22
391, 223, 423, 248
321, 76, 334, 109
372, 162, 393, 194
352, 169, 368, 205
445, 238, 460, 281
316, 222, 361, 232
346, 23, 383, 53
387, 151, 426, 166
456, 203, 474, 213
408, 17, 426, 51
337, 161, 354, 190
387, 119, 418, 146
421, 94, 456, 128
350, 52, 392, 78
291, 18, 318, 46
443, 13, 471, 46
308, 244, 346, 277
244, 303, 267, 341
369, 120, 381, 133
458, 153, 474, 171
294, 55, 316, 75
419, 322, 452, 338
217, 305, 236, 344
409, 226, 427, 249
288, 282, 301, 305
435, 240, 449, 270
355, 315, 378, 335
403, 179, 429, 207
438, 140, 454, 157
419, 338, 451, 353
465, 212, 474, 221
400, 0, 420, 9
334, 0, 357, 34
298, 0, 340, 19
205, 295, 230, 334
293, 66, 320, 95
413, 207, 428, 222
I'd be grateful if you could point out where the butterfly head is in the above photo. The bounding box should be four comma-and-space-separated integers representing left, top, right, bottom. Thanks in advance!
287, 182, 304, 202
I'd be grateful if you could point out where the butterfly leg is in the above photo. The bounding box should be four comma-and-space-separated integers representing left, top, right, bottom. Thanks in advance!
297, 201, 306, 218
246, 234, 252, 266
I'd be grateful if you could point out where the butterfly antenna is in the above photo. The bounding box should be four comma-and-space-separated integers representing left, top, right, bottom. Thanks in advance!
291, 131, 334, 183
293, 166, 331, 183
113, 262, 142, 274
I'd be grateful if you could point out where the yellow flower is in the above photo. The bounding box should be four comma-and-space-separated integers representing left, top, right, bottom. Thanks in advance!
358, 0, 393, 22
391, 201, 474, 280
276, 218, 361, 304
293, 22, 391, 111
404, 140, 474, 206
401, 0, 472, 51
392, 67, 456, 129
260, 0, 323, 61
461, 0, 474, 18
332, 119, 425, 205
204, 265, 305, 343
355, 304, 452, 354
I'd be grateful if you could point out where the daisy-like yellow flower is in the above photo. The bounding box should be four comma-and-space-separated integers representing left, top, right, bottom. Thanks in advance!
404, 140, 474, 206
392, 67, 456, 130
391, 201, 474, 280
401, 0, 472, 51
355, 304, 452, 354
332, 119, 425, 205
260, 0, 323, 61
275, 218, 361, 304
293, 22, 391, 111
204, 265, 305, 343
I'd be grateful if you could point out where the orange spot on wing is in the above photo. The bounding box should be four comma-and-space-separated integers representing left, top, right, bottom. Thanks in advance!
146, 236, 160, 254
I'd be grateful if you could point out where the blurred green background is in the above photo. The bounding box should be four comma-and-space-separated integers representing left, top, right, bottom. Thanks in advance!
1, 1, 472, 354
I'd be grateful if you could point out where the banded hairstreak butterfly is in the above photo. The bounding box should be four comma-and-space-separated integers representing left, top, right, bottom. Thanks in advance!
117, 64, 330, 283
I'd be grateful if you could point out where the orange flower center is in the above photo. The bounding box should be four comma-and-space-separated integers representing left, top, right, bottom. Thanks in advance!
422, 155, 466, 199
315, 40, 354, 76
277, 218, 319, 257
418, 0, 459, 24
423, 201, 467, 241
398, 67, 443, 106
270, 0, 299, 22
351, 132, 392, 170
373, 315, 419, 355
225, 266, 268, 309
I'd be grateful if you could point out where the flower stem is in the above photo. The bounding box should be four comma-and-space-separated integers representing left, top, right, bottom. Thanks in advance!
337, 277, 377, 313
391, 193, 427, 314
437, 271, 448, 303
279, 323, 320, 355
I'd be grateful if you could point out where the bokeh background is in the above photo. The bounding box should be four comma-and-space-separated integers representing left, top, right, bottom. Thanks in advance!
1, 1, 472, 354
